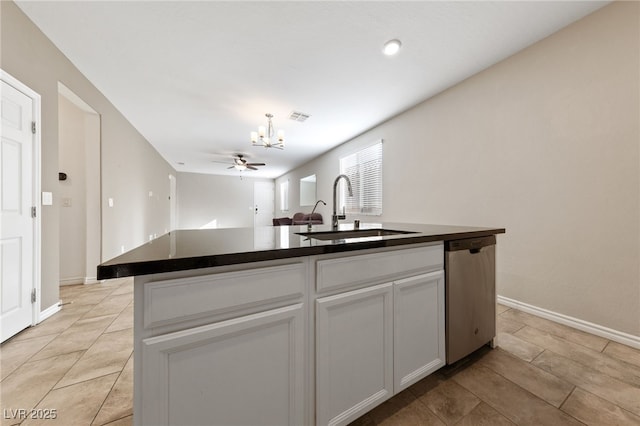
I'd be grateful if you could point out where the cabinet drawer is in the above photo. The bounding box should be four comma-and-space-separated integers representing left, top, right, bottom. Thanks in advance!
143, 263, 306, 329
316, 244, 443, 294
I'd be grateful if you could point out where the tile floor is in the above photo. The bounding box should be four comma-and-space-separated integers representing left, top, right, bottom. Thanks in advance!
2, 279, 640, 425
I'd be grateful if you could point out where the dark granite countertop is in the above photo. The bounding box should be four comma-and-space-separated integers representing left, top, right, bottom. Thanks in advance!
97, 222, 505, 280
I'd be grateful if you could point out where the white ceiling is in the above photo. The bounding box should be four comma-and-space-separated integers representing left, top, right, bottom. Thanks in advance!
16, 1, 608, 178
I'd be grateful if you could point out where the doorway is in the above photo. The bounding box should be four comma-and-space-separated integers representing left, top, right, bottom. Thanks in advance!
57, 83, 101, 286
253, 181, 275, 228
0, 70, 41, 342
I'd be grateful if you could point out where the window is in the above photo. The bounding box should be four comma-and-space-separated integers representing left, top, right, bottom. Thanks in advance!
339, 140, 382, 216
280, 180, 289, 212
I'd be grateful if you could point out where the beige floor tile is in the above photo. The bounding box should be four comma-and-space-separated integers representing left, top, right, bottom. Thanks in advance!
67, 289, 114, 307
497, 315, 525, 334
10, 311, 83, 342
82, 294, 132, 320
109, 280, 133, 296
104, 303, 133, 333
0, 351, 84, 422
0, 334, 57, 380
417, 380, 479, 424
496, 304, 510, 315
496, 331, 544, 362
102, 416, 132, 426
58, 302, 96, 315
501, 309, 608, 352
456, 402, 516, 426
22, 373, 119, 426
92, 355, 133, 425
366, 389, 445, 426
533, 350, 640, 417
453, 365, 583, 426
30, 315, 117, 361
476, 348, 574, 407
365, 389, 417, 423
603, 341, 640, 369
516, 326, 640, 387
55, 328, 132, 389
407, 371, 447, 399
561, 388, 640, 426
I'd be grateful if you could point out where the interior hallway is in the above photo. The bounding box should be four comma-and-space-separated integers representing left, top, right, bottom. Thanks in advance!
1, 278, 640, 425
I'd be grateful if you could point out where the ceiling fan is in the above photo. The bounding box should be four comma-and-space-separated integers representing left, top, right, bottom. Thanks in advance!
227, 154, 265, 171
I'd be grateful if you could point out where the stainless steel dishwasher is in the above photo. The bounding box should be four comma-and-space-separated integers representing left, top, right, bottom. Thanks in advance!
445, 235, 496, 364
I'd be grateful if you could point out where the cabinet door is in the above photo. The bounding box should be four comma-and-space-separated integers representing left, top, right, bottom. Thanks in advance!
140, 304, 304, 426
394, 271, 445, 393
316, 283, 393, 426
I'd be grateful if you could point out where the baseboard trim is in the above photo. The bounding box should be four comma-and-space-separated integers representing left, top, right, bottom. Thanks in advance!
498, 295, 640, 350
39, 302, 61, 323
84, 277, 99, 285
60, 277, 84, 286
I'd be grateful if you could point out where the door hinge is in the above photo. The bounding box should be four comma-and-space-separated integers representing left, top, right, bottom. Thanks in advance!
31, 206, 36, 218
31, 121, 36, 134
31, 288, 36, 304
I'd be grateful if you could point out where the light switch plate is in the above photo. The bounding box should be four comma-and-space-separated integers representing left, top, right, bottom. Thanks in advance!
42, 192, 53, 205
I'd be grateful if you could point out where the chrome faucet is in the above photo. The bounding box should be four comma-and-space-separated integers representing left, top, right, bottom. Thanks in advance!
308, 200, 326, 230
332, 174, 353, 230
311, 199, 326, 216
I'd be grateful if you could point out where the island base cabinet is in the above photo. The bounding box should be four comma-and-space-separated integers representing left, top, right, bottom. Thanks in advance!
394, 271, 446, 393
316, 283, 394, 426
139, 304, 305, 426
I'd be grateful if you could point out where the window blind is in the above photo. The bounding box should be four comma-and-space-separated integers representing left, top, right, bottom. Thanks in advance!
339, 141, 382, 216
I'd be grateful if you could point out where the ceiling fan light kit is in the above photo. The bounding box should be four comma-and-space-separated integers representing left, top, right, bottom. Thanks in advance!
251, 113, 285, 149
226, 154, 266, 172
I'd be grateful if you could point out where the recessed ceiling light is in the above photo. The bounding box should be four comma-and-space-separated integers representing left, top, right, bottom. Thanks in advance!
382, 39, 402, 56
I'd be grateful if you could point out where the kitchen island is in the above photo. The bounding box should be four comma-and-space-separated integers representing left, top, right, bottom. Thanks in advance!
98, 222, 505, 426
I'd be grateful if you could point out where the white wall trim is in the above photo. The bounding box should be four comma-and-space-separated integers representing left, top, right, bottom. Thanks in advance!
498, 295, 640, 350
39, 302, 61, 322
1, 69, 42, 326
60, 277, 85, 286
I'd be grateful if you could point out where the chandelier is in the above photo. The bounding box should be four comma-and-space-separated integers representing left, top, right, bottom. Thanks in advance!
251, 113, 284, 149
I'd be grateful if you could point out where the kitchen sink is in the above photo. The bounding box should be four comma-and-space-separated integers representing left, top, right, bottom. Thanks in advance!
297, 228, 417, 241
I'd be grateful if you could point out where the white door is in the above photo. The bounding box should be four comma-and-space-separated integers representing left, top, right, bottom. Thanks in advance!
253, 181, 274, 227
1, 77, 37, 342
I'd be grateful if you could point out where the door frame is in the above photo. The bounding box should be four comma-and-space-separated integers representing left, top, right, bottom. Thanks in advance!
1, 69, 42, 325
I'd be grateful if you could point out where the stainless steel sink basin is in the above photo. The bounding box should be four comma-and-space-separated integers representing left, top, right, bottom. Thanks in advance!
297, 228, 417, 241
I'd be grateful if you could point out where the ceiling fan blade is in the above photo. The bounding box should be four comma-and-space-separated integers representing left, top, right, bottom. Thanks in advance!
246, 163, 265, 167
227, 166, 235, 169
247, 166, 258, 171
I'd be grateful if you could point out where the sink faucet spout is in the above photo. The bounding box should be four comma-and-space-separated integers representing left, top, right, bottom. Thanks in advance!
332, 174, 353, 230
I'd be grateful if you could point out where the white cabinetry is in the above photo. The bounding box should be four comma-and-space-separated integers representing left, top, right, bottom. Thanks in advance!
394, 271, 445, 393
134, 261, 308, 426
316, 283, 394, 426
314, 244, 445, 426
141, 304, 304, 426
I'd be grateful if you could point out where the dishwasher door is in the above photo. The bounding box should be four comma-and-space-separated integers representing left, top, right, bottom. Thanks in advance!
445, 236, 496, 364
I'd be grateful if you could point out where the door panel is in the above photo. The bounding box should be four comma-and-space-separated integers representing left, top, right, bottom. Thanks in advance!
1, 79, 35, 342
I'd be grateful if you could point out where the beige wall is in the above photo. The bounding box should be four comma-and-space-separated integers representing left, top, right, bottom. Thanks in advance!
277, 2, 640, 336
1, 1, 175, 309
177, 172, 273, 230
